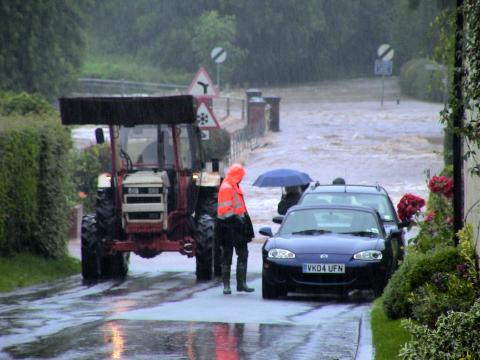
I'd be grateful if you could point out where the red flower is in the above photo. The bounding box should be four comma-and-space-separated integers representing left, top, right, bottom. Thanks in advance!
428, 176, 453, 198
425, 212, 435, 222
446, 216, 453, 225
397, 193, 426, 222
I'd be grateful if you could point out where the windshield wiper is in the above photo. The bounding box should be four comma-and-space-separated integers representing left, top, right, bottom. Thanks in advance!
292, 229, 332, 235
340, 231, 378, 237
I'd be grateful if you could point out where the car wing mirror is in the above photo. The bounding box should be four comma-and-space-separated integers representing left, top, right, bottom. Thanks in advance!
272, 215, 284, 224
259, 227, 273, 237
389, 228, 402, 237
95, 128, 105, 144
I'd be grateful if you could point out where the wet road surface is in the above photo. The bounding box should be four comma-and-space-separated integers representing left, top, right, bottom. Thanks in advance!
0, 265, 372, 360
0, 78, 442, 359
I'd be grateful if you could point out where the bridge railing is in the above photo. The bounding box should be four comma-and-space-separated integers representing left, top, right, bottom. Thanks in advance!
227, 105, 270, 165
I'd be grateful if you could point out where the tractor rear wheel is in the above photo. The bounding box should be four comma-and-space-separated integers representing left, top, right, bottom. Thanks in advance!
96, 188, 115, 239
81, 215, 102, 280
195, 214, 215, 281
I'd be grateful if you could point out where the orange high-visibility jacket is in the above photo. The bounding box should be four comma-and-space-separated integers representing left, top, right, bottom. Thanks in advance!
217, 163, 247, 219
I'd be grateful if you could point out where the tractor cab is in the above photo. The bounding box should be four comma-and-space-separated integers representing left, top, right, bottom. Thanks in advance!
118, 124, 201, 172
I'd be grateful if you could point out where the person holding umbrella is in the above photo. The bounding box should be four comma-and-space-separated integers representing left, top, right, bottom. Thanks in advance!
277, 186, 303, 215
251, 168, 313, 215
217, 163, 255, 295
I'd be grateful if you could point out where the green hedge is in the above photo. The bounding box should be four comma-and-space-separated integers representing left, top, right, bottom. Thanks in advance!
0, 114, 72, 258
382, 246, 463, 319
70, 143, 111, 213
400, 300, 480, 360
0, 91, 54, 116
399, 58, 447, 103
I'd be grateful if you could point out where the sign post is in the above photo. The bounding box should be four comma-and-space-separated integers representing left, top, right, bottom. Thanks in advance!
196, 98, 220, 141
375, 44, 394, 107
188, 66, 221, 140
210, 47, 227, 91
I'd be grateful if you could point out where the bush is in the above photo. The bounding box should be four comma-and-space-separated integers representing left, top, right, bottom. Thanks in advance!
399, 300, 480, 360
0, 113, 72, 257
382, 246, 462, 319
412, 196, 454, 253
410, 273, 477, 328
0, 91, 54, 116
399, 58, 447, 103
69, 143, 111, 213
411, 174, 454, 253
201, 128, 231, 161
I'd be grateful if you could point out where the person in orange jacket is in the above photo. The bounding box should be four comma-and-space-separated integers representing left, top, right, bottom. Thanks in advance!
217, 163, 255, 295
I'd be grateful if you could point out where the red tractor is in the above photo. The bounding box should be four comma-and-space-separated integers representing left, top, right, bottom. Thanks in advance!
60, 95, 223, 281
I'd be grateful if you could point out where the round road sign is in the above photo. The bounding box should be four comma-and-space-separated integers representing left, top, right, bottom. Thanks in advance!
377, 44, 394, 61
211, 47, 227, 64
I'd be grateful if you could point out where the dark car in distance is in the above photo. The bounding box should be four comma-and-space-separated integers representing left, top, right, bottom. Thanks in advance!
260, 205, 401, 299
297, 184, 407, 261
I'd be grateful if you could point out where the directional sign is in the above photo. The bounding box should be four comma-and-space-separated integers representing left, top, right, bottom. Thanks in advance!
187, 66, 219, 97
377, 44, 394, 61
211, 47, 227, 64
196, 100, 220, 129
374, 60, 393, 76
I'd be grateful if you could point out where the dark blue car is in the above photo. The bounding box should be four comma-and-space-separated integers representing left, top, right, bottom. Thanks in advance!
260, 205, 400, 299
298, 184, 407, 261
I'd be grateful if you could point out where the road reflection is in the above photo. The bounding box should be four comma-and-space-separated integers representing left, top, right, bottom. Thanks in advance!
214, 323, 240, 360
103, 322, 124, 359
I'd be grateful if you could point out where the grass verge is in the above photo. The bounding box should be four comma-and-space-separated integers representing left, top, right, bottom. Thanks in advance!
371, 298, 410, 360
0, 253, 80, 293
81, 54, 191, 84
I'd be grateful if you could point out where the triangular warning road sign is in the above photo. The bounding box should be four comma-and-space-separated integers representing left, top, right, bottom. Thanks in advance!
196, 100, 220, 129
188, 66, 219, 97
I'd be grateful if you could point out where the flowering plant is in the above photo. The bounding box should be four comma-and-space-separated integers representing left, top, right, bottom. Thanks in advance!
397, 193, 426, 222
427, 175, 453, 198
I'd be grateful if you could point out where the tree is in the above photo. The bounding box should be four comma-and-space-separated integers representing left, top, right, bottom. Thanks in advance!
0, 0, 89, 100
191, 11, 246, 84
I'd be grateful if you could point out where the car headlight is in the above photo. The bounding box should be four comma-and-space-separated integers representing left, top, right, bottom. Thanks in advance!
353, 250, 383, 261
268, 249, 295, 259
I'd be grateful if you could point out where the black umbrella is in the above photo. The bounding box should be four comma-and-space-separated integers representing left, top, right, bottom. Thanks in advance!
252, 168, 313, 187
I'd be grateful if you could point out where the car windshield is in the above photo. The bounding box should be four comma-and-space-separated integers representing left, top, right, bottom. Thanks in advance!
279, 208, 381, 238
300, 192, 395, 221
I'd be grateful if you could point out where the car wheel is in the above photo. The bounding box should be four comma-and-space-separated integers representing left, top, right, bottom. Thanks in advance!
373, 281, 386, 298
262, 275, 280, 299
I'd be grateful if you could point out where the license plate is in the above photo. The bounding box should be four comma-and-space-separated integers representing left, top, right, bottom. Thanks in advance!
302, 263, 345, 274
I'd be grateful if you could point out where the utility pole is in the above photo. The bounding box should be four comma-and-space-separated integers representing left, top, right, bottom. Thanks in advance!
452, 0, 464, 246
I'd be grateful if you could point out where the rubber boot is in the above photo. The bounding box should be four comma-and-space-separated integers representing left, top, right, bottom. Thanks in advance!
236, 262, 254, 292
222, 265, 231, 295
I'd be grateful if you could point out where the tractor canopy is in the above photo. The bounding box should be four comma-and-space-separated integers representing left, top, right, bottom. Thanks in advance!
59, 95, 196, 126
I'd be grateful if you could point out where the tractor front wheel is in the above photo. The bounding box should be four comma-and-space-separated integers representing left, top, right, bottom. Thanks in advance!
101, 252, 130, 278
